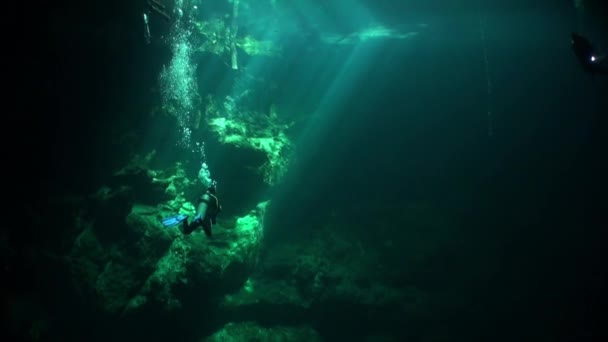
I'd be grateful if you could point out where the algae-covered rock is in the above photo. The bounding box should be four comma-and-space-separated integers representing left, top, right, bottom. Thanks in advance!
206, 96, 293, 185
222, 276, 310, 309
123, 201, 268, 314
219, 226, 429, 326
67, 149, 271, 315
69, 227, 107, 296
237, 35, 282, 57
95, 259, 140, 313
70, 180, 269, 316
205, 322, 321, 342
185, 201, 269, 297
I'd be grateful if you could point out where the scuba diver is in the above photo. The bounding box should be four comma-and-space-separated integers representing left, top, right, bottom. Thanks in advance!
162, 185, 222, 237
142, 0, 171, 44
147, 0, 171, 22
571, 32, 608, 75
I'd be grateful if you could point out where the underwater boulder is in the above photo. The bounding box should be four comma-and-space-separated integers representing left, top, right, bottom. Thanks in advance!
110, 151, 195, 206
69, 192, 269, 318
123, 200, 269, 314
68, 203, 173, 315
205, 95, 293, 187
204, 321, 321, 342
218, 228, 430, 328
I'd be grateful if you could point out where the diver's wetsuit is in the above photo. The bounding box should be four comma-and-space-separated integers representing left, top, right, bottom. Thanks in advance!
571, 32, 608, 75
183, 190, 221, 237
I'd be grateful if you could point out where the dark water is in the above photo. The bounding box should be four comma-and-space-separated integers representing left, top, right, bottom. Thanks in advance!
269, 3, 608, 340
9, 0, 608, 341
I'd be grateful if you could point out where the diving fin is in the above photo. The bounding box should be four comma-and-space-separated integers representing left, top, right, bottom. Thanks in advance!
161, 214, 188, 227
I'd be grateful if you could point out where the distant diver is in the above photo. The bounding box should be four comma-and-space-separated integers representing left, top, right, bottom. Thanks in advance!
161, 185, 222, 237
147, 0, 171, 22
142, 0, 171, 43
571, 32, 608, 75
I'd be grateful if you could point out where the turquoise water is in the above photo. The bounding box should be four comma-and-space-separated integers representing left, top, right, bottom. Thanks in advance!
9, 1, 608, 341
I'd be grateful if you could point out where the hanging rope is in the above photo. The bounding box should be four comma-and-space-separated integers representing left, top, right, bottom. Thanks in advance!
574, 0, 585, 33
478, 11, 494, 137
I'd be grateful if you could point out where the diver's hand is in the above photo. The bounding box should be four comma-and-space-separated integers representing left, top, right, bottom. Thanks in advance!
192, 214, 202, 224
